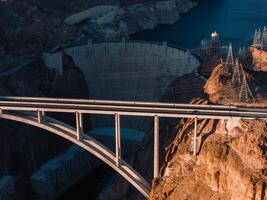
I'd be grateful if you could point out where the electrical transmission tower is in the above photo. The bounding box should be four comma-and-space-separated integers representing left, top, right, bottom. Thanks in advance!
252, 28, 267, 50
232, 58, 241, 86
239, 64, 255, 103
253, 29, 262, 48
238, 46, 247, 59
262, 26, 267, 50
225, 43, 234, 71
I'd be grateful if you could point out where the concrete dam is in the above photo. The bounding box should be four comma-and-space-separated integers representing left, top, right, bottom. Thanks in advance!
44, 40, 200, 101
43, 40, 200, 128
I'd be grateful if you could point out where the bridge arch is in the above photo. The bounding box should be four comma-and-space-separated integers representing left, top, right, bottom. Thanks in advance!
0, 111, 150, 198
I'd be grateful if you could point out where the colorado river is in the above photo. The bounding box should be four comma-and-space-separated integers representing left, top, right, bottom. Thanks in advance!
134, 0, 267, 49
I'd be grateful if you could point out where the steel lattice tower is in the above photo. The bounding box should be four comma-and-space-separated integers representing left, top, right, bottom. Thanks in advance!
232, 58, 241, 86
253, 28, 264, 49
239, 64, 255, 103
253, 30, 259, 47
225, 43, 234, 71
262, 26, 267, 49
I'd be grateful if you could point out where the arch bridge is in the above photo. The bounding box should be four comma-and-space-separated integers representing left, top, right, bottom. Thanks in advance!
0, 96, 266, 198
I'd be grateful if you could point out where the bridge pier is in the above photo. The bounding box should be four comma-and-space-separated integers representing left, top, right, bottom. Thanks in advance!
193, 117, 198, 156
154, 115, 159, 178
76, 112, 83, 141
37, 110, 45, 123
115, 113, 121, 167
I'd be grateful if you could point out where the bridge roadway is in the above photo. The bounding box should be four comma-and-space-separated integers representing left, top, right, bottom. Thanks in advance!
1, 96, 267, 198
0, 96, 267, 120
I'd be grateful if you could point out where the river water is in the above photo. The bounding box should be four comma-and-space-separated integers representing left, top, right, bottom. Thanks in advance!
134, 0, 267, 50
58, 0, 267, 199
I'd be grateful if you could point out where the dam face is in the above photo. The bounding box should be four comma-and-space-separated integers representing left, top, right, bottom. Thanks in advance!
43, 40, 200, 129
63, 40, 200, 102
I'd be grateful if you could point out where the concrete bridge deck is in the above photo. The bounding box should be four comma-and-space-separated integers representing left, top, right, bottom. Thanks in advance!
0, 96, 267, 120
1, 96, 267, 198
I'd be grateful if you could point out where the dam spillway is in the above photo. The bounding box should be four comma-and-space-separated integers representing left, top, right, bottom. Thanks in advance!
63, 40, 200, 102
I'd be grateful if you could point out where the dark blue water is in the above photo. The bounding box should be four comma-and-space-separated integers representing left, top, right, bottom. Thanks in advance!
133, 0, 267, 49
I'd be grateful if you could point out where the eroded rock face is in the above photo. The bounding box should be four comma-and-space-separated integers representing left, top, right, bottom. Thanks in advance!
155, 0, 180, 24
149, 99, 267, 200
203, 59, 267, 105
250, 47, 267, 72
150, 48, 267, 200
204, 63, 231, 96
203, 63, 246, 105
0, 1, 78, 55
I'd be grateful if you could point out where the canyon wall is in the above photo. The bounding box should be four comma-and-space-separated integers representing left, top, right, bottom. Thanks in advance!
148, 50, 267, 200
0, 54, 90, 199
250, 47, 267, 72
149, 104, 267, 200
0, 0, 197, 57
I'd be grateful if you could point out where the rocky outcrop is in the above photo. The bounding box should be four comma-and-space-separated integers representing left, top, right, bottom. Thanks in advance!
0, 1, 78, 56
203, 63, 236, 103
126, 3, 159, 31
155, 0, 197, 24
149, 98, 267, 200
0, 0, 197, 56
149, 45, 267, 200
250, 47, 267, 72
123, 0, 196, 32
155, 0, 180, 24
203, 60, 267, 106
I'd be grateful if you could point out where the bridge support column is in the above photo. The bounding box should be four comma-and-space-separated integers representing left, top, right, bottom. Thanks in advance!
193, 117, 197, 156
76, 112, 83, 141
37, 110, 45, 123
154, 115, 159, 178
115, 113, 121, 167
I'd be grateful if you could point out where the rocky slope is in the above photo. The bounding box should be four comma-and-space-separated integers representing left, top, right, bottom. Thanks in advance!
0, 0, 196, 57
204, 49, 267, 106
104, 0, 197, 37
250, 47, 267, 72
0, 54, 90, 199
0, 1, 78, 56
149, 102, 267, 199
149, 50, 267, 200
123, 0, 196, 31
